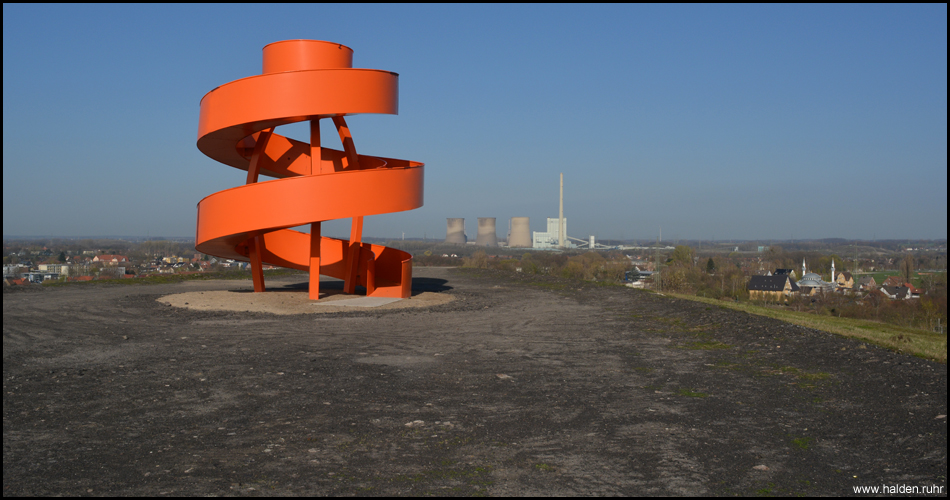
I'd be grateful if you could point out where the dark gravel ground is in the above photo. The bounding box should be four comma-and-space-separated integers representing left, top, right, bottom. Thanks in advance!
3, 267, 946, 496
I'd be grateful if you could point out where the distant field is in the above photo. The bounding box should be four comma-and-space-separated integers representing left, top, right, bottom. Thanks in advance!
668, 292, 946, 363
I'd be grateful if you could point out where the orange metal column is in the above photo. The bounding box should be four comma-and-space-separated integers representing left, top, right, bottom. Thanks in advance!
400, 259, 412, 299
246, 128, 273, 292
343, 216, 363, 294
365, 252, 376, 296
249, 236, 265, 292
309, 222, 321, 300
310, 119, 321, 175
308, 119, 322, 300
333, 115, 365, 295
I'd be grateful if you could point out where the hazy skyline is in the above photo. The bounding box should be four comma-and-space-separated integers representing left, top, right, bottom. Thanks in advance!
3, 4, 947, 241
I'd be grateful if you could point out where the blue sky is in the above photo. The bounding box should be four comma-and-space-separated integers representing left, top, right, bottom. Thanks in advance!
3, 4, 946, 241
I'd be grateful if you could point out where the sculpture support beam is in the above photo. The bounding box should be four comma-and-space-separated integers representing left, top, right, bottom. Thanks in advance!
309, 222, 321, 300
246, 127, 274, 292
332, 116, 361, 171
310, 119, 322, 176
250, 235, 265, 293
344, 215, 364, 295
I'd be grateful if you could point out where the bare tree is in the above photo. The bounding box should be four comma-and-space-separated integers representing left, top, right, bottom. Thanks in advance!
900, 255, 914, 283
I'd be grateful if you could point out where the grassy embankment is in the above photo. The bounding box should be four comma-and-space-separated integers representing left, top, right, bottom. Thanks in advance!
667, 292, 946, 364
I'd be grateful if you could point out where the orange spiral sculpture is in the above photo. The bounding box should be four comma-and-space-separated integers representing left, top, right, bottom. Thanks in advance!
195, 40, 423, 300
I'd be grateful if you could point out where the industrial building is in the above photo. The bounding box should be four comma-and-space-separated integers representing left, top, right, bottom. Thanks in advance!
507, 217, 532, 248
533, 218, 574, 249
447, 174, 611, 250
475, 217, 498, 247
445, 218, 466, 244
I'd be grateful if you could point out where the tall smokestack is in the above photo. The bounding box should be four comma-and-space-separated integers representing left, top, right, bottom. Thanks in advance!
559, 173, 565, 248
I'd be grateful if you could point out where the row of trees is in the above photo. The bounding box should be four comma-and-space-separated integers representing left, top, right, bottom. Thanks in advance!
755, 246, 945, 279
453, 244, 947, 333
456, 245, 756, 298
452, 244, 944, 302
781, 287, 947, 332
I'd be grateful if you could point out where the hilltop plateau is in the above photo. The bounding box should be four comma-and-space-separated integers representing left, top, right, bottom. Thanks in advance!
3, 268, 945, 495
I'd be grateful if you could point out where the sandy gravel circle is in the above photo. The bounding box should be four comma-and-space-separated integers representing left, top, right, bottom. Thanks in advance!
157, 289, 453, 314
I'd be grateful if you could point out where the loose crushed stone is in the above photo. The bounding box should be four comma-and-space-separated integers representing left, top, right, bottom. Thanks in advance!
3, 267, 945, 496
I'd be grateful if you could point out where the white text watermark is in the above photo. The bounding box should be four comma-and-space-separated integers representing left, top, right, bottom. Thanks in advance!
853, 484, 944, 495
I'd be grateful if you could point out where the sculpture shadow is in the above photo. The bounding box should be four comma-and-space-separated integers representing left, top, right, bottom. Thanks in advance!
231, 277, 451, 297
409, 277, 452, 295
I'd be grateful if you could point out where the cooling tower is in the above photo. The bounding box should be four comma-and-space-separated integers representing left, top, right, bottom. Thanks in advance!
508, 217, 532, 248
475, 217, 498, 247
445, 218, 467, 244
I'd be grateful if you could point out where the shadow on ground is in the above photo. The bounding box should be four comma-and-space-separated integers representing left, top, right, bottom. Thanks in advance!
228, 277, 451, 297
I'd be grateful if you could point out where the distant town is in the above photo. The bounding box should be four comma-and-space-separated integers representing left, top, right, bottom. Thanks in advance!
3, 236, 946, 334
402, 236, 946, 334
1, 236, 295, 286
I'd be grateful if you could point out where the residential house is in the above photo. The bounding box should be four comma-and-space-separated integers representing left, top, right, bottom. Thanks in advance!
38, 263, 71, 276
774, 269, 795, 278
881, 286, 912, 300
93, 254, 129, 266
897, 282, 923, 298
748, 275, 800, 301
882, 276, 906, 288
834, 271, 854, 290
2, 265, 28, 278
854, 276, 877, 291
878, 276, 922, 298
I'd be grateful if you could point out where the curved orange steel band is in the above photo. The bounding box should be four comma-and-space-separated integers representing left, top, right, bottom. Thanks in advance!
195, 40, 423, 299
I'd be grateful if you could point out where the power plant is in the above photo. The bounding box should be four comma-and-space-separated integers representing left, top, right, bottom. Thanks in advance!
445, 218, 466, 244
507, 217, 532, 248
559, 172, 565, 248
533, 172, 572, 249
531, 173, 608, 249
475, 217, 498, 247
444, 174, 611, 250
532, 217, 568, 249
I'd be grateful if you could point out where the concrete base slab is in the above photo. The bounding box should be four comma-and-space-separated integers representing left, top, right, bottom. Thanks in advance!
312, 296, 402, 308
